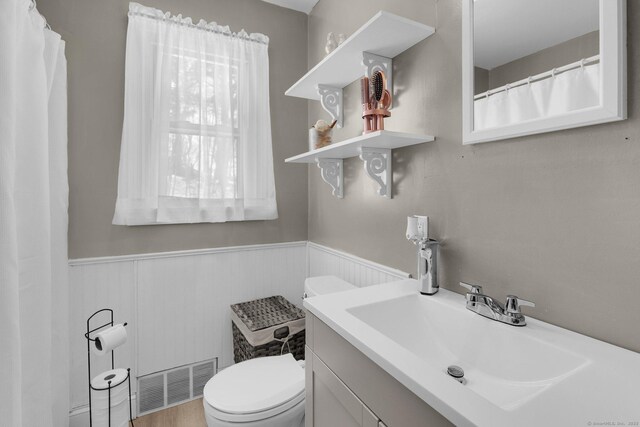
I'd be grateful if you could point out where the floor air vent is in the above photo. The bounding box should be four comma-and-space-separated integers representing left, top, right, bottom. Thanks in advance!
167, 368, 191, 405
138, 358, 218, 415
192, 360, 215, 397
139, 374, 164, 413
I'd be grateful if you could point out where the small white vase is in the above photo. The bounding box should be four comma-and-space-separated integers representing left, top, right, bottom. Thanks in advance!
325, 32, 337, 55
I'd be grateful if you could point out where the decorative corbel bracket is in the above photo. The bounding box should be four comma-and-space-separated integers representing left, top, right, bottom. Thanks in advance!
316, 158, 343, 198
362, 52, 393, 109
360, 147, 392, 198
317, 85, 343, 128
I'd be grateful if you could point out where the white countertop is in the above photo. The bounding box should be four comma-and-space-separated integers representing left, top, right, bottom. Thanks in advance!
304, 279, 640, 427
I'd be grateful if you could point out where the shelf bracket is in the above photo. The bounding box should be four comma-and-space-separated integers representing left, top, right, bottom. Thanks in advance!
317, 85, 343, 128
360, 147, 392, 198
316, 158, 343, 198
362, 52, 393, 109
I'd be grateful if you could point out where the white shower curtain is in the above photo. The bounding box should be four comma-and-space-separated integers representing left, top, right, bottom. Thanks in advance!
0, 1, 69, 426
474, 63, 600, 130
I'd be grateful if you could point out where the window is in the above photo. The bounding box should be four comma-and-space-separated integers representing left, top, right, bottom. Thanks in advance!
113, 3, 277, 225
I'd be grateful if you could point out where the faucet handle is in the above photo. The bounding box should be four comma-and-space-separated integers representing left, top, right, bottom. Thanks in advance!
505, 295, 535, 314
460, 282, 483, 294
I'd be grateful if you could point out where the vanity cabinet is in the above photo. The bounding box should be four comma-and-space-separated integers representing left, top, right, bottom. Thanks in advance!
308, 351, 382, 427
305, 313, 452, 427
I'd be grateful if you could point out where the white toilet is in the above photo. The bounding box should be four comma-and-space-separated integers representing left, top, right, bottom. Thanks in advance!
203, 276, 355, 427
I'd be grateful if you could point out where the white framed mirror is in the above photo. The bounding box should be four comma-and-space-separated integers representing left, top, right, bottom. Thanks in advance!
462, 0, 627, 145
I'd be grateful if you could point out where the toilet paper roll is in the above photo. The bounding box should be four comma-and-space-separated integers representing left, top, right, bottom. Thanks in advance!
91, 369, 130, 427
406, 216, 419, 240
92, 324, 127, 356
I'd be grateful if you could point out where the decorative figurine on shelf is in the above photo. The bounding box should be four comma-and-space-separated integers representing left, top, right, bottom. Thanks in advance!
309, 119, 338, 150
360, 70, 392, 134
325, 32, 337, 55
337, 33, 346, 45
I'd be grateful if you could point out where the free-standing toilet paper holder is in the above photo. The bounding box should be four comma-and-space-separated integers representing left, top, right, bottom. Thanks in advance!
85, 308, 135, 426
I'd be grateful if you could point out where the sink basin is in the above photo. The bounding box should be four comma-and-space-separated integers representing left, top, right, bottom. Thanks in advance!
304, 279, 640, 426
347, 294, 589, 410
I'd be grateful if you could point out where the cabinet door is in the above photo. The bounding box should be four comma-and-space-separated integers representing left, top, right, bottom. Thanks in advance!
310, 352, 380, 427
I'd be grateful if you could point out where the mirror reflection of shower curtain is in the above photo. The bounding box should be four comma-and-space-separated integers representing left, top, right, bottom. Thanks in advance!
474, 64, 600, 130
0, 1, 69, 426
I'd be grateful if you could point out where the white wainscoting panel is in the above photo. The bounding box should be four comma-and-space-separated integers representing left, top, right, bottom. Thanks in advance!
68, 240, 406, 422
307, 242, 411, 287
136, 243, 307, 375
68, 261, 137, 413
68, 242, 307, 417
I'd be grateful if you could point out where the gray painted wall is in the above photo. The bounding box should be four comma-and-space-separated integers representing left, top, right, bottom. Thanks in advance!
38, 0, 640, 353
38, 0, 309, 259
308, 0, 640, 353
473, 66, 489, 95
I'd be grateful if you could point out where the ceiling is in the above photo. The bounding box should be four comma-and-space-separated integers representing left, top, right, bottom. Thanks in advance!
260, 0, 320, 14
474, 0, 599, 70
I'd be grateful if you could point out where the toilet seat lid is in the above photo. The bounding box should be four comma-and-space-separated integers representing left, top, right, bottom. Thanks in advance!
204, 354, 304, 416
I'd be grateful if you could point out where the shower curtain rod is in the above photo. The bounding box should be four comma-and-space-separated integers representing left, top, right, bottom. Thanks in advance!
128, 10, 268, 45
474, 54, 600, 100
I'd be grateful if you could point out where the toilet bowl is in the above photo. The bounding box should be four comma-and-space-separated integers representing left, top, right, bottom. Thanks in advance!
203, 276, 355, 427
203, 354, 305, 427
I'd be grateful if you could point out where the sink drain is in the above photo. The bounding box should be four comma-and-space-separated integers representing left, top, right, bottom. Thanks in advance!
447, 365, 465, 383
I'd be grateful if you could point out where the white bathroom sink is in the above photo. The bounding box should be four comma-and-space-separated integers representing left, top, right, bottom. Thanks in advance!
304, 279, 640, 427
347, 294, 589, 411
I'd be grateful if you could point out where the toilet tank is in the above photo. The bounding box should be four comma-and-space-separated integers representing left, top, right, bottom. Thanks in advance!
303, 276, 355, 299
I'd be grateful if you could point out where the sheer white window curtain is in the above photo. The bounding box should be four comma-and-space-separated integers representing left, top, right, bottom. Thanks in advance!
113, 3, 278, 225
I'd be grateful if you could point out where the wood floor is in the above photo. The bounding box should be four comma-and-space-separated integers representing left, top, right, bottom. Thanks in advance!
134, 398, 207, 427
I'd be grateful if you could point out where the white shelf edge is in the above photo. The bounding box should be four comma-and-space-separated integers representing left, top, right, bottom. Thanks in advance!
285, 130, 435, 164
285, 11, 435, 100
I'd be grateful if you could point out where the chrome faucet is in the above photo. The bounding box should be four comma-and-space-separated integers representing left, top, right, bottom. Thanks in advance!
460, 282, 535, 326
417, 239, 439, 295
406, 216, 440, 295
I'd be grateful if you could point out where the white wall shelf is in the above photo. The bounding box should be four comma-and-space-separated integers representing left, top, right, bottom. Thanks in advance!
285, 11, 435, 127
285, 130, 433, 163
286, 130, 435, 199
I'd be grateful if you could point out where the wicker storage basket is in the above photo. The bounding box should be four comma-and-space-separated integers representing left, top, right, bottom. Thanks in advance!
230, 295, 305, 363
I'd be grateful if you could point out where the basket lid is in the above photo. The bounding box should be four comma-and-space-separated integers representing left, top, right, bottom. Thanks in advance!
203, 354, 304, 416
230, 296, 305, 331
